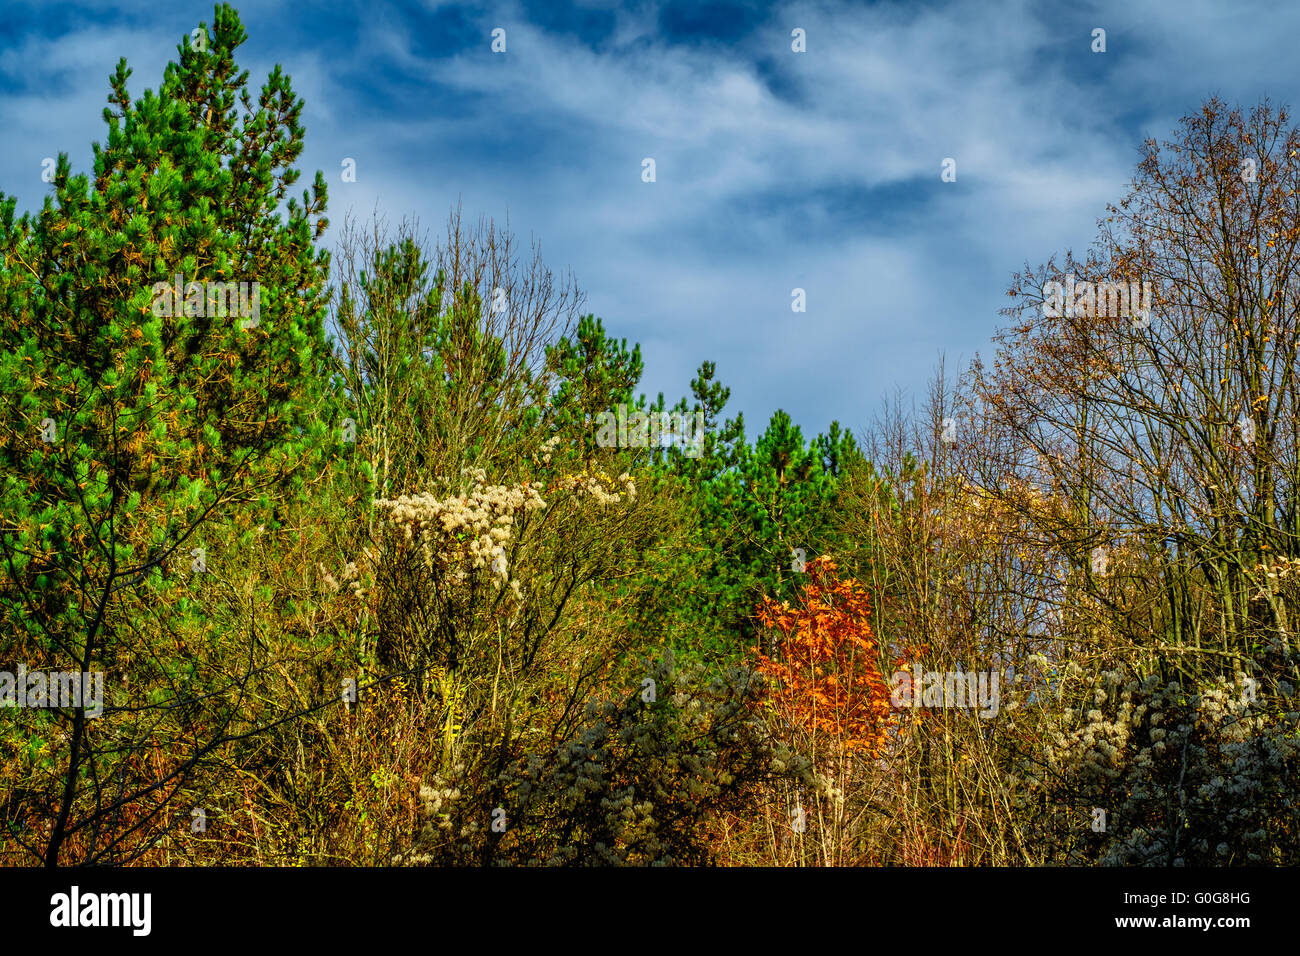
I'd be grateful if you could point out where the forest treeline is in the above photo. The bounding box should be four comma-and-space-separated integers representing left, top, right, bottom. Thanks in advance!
1, 5, 1297, 866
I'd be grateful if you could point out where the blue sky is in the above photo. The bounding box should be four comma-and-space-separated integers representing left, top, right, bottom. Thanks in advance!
1, 0, 1296, 440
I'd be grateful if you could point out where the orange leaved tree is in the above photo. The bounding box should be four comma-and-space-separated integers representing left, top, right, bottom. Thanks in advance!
752, 556, 893, 864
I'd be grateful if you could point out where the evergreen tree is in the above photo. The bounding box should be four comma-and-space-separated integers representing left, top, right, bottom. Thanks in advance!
545, 314, 643, 468
0, 3, 333, 864
685, 409, 864, 658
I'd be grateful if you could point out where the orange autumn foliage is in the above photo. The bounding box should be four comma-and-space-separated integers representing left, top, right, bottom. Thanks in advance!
752, 556, 892, 757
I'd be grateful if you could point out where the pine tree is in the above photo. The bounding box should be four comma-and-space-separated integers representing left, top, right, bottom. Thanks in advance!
689, 410, 863, 656
545, 314, 644, 468
0, 3, 333, 864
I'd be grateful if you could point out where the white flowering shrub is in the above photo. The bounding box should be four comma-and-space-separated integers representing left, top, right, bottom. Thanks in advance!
363, 461, 677, 834
552, 470, 636, 507
1015, 663, 1300, 865
368, 469, 546, 678
375, 467, 545, 578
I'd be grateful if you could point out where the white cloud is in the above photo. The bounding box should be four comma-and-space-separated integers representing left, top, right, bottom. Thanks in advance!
1, 0, 1287, 435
